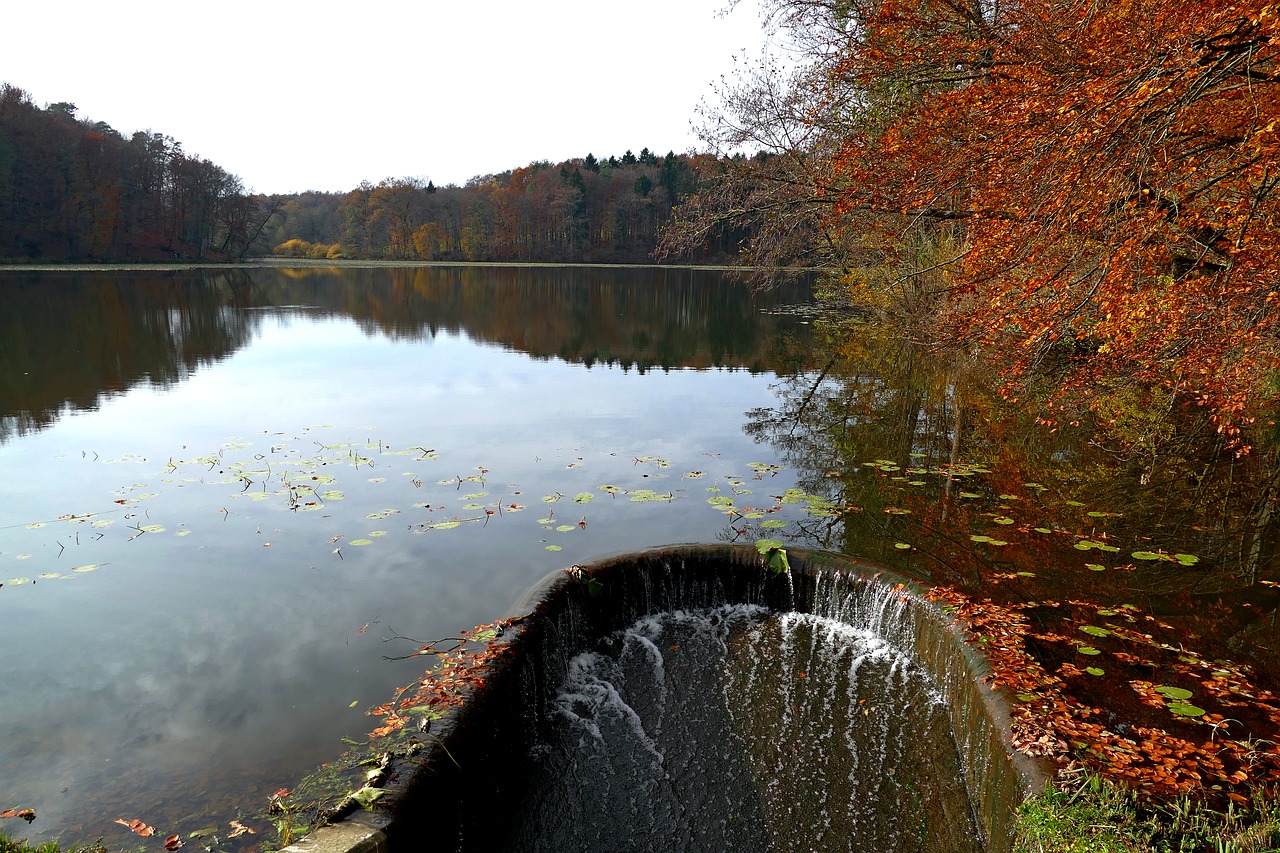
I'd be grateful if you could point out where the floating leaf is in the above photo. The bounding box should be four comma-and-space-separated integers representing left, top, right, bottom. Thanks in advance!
429, 521, 461, 530
555, 525, 577, 533
894, 543, 912, 550
628, 490, 672, 502
349, 539, 375, 546
1154, 685, 1194, 700
71, 564, 101, 573
1174, 553, 1200, 566
1033, 527, 1053, 534
115, 819, 156, 837
1166, 701, 1206, 717
1080, 626, 1111, 638
993, 516, 1015, 525
573, 493, 594, 504
1086, 563, 1107, 572
6, 577, 31, 585
1078, 646, 1102, 655
319, 490, 345, 499
545, 544, 563, 552
1085, 667, 1105, 676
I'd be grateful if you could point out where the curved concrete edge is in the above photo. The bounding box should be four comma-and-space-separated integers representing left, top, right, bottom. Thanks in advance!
280, 812, 390, 853
303, 543, 1055, 853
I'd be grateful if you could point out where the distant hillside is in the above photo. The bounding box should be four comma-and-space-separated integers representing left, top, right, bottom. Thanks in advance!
0, 83, 275, 262
0, 82, 768, 265
256, 151, 748, 264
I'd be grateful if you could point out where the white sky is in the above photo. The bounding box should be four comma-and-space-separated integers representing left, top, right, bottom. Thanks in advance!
6, 0, 770, 194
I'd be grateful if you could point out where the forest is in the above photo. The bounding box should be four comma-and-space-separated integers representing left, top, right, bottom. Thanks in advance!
0, 82, 750, 265
0, 84, 275, 261
258, 150, 742, 264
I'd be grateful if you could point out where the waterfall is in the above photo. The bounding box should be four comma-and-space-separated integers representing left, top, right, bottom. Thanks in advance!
375, 545, 1049, 853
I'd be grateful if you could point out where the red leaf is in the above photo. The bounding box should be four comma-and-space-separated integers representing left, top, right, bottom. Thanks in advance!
165, 835, 184, 850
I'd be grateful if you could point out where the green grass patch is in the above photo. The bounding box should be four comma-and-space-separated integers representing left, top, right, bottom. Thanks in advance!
1014, 771, 1280, 853
0, 836, 105, 853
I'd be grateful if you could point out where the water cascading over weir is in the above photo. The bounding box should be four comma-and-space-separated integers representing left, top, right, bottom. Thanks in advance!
331, 545, 1051, 853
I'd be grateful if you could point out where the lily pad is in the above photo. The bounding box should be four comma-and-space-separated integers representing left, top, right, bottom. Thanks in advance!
1166, 701, 1206, 717
1154, 685, 1194, 700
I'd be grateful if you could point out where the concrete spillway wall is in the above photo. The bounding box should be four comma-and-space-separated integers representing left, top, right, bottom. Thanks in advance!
307, 544, 1051, 853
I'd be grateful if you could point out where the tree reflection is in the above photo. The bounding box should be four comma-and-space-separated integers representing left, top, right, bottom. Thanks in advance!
0, 267, 817, 443
745, 319, 1280, 677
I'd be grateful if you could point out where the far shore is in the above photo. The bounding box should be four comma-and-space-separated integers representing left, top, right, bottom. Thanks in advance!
0, 257, 765, 273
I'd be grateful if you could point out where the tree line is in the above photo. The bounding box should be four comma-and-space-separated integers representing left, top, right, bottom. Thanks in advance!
0, 81, 763, 265
0, 84, 278, 261
258, 150, 749, 264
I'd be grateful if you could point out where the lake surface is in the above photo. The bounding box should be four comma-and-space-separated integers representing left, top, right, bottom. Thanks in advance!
4, 264, 1280, 847
0, 266, 819, 844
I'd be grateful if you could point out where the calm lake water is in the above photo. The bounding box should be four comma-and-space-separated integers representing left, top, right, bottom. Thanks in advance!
0, 266, 818, 844
4, 264, 1280, 847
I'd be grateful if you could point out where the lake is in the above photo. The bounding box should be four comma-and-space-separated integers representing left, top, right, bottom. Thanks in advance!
0, 265, 819, 845
4, 263, 1280, 848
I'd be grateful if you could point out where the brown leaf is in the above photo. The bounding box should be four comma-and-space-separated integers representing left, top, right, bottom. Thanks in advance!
227, 820, 255, 838
115, 818, 156, 837
164, 835, 184, 850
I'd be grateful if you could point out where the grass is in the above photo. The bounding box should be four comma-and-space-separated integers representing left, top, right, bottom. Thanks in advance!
0, 835, 105, 853
1014, 770, 1280, 853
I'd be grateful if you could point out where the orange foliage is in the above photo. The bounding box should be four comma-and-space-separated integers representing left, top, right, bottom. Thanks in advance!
820, 0, 1280, 435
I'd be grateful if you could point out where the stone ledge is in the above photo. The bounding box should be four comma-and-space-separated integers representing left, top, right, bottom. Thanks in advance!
280, 811, 390, 853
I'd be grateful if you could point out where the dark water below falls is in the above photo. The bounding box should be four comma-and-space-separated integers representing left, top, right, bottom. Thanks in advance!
506, 604, 981, 852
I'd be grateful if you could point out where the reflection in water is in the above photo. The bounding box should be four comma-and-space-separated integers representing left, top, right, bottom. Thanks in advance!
0, 266, 815, 443
741, 319, 1280, 793
0, 266, 819, 847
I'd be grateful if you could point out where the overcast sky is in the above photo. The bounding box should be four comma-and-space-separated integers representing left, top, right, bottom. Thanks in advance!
6, 0, 770, 194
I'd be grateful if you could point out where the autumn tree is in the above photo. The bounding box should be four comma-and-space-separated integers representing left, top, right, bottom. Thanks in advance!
0, 83, 272, 261
668, 0, 1280, 440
